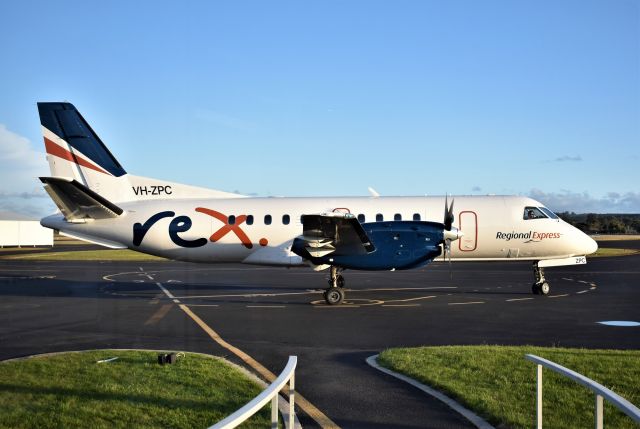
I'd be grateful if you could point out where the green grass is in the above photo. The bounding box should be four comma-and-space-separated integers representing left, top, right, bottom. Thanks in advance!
378, 346, 640, 429
592, 235, 640, 241
0, 350, 273, 429
1, 249, 167, 261
590, 248, 640, 258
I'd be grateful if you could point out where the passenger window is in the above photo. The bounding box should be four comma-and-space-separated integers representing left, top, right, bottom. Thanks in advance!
413, 213, 421, 221
282, 214, 290, 225
357, 214, 365, 223
523, 207, 547, 220
394, 213, 402, 221
264, 214, 272, 225
376, 213, 383, 222
228, 215, 236, 225
246, 215, 253, 225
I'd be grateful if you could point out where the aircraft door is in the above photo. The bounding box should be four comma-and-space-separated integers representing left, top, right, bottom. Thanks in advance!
458, 211, 477, 251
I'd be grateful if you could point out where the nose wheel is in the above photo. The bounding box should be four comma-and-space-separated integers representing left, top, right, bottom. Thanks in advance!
324, 266, 345, 305
532, 263, 550, 295
532, 281, 550, 295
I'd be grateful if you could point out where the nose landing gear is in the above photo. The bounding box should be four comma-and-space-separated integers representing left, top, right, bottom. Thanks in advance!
323, 266, 345, 305
532, 262, 550, 295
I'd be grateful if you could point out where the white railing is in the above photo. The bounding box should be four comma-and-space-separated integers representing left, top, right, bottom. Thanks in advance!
525, 354, 640, 429
209, 356, 297, 429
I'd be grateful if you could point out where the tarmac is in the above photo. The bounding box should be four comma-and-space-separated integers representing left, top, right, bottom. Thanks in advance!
1, 239, 639, 428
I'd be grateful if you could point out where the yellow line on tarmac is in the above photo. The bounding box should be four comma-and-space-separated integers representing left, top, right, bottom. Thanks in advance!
146, 271, 338, 429
381, 304, 420, 307
448, 301, 485, 305
144, 304, 172, 326
177, 303, 339, 428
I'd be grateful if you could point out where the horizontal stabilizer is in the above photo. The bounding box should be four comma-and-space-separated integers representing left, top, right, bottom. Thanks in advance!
40, 176, 124, 221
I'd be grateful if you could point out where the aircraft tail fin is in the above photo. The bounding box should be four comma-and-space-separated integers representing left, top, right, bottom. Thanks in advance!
37, 102, 246, 203
38, 102, 131, 202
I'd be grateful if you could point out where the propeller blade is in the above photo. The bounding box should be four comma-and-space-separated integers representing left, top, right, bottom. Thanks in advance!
444, 195, 448, 225
444, 196, 455, 231
442, 195, 460, 280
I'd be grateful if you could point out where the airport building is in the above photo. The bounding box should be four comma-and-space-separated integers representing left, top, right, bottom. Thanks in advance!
0, 211, 53, 247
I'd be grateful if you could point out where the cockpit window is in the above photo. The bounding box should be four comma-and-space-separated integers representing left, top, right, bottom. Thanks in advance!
538, 207, 559, 219
523, 207, 547, 220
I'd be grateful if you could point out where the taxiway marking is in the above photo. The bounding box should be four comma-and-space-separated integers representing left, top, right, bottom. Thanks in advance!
448, 301, 485, 306
0, 275, 55, 279
506, 298, 534, 302
141, 269, 338, 429
184, 304, 220, 307
144, 304, 172, 326
384, 295, 437, 304
382, 304, 420, 307
246, 305, 286, 308
175, 291, 315, 300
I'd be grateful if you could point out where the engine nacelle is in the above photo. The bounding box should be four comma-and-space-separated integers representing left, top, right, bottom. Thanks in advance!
292, 221, 444, 270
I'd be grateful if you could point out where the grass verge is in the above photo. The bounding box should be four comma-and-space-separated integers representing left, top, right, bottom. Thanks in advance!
590, 248, 640, 258
1, 249, 167, 261
592, 235, 640, 241
378, 346, 640, 429
0, 350, 272, 428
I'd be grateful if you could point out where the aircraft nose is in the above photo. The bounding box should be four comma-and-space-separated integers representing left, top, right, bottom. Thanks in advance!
582, 234, 598, 255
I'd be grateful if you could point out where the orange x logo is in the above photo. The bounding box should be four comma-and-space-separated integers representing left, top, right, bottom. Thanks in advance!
195, 207, 253, 249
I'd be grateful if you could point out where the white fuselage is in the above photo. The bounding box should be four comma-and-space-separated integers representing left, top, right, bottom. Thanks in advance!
42, 194, 598, 267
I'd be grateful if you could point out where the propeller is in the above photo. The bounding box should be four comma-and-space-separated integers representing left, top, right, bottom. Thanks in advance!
444, 195, 454, 231
442, 196, 462, 279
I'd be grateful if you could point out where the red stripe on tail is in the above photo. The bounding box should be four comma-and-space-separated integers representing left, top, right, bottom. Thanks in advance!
44, 136, 111, 176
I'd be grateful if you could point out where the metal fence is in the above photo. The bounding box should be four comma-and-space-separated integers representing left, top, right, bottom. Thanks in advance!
525, 354, 640, 429
209, 356, 297, 429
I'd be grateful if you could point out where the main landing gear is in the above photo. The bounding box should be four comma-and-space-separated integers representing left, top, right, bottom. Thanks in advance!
532, 262, 550, 295
323, 266, 345, 305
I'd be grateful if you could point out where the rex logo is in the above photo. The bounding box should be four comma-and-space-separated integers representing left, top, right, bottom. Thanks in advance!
133, 208, 266, 249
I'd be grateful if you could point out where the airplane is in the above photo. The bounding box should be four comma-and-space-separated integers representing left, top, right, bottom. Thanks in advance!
37, 102, 598, 305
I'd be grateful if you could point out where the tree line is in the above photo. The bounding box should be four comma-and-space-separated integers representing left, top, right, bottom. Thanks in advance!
556, 212, 640, 234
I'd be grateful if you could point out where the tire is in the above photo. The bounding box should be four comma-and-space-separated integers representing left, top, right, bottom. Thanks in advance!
324, 287, 344, 305
539, 282, 550, 295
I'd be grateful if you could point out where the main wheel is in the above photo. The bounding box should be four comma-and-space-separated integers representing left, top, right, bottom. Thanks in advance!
539, 282, 550, 295
324, 287, 344, 305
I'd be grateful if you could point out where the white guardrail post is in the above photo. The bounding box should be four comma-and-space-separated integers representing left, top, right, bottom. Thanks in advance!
525, 354, 640, 428
210, 356, 297, 429
536, 363, 542, 429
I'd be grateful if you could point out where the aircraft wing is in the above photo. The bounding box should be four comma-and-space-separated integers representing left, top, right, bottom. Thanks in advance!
295, 213, 375, 258
40, 176, 123, 221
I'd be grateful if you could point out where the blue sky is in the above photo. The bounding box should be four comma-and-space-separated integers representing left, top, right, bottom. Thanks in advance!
0, 0, 638, 216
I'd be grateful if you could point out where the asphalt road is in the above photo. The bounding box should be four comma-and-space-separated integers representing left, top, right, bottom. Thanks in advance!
1, 245, 639, 428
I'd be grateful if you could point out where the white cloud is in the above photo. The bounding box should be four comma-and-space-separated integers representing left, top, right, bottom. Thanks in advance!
554, 155, 582, 162
0, 124, 44, 166
0, 124, 53, 217
529, 189, 640, 213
